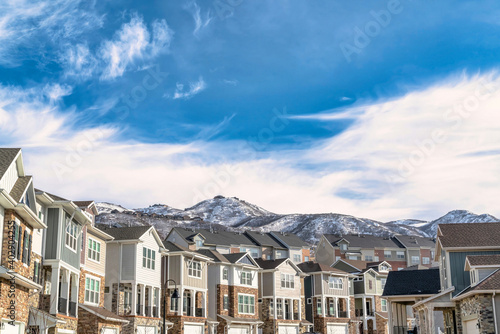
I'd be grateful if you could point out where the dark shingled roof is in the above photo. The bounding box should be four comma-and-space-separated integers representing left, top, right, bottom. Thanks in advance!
172, 228, 256, 247
73, 200, 94, 208
298, 261, 346, 274
394, 235, 436, 248
79, 304, 128, 323
271, 232, 309, 248
196, 249, 230, 263
254, 258, 288, 270
163, 240, 191, 252
467, 255, 500, 267
324, 234, 403, 249
0, 148, 20, 180
98, 226, 151, 240
468, 269, 500, 291
35, 188, 68, 201
439, 222, 500, 248
245, 231, 285, 249
382, 268, 440, 296
9, 176, 31, 202
224, 253, 253, 264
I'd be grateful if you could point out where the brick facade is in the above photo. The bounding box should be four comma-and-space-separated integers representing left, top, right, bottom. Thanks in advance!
79, 269, 105, 307
311, 296, 356, 334
121, 316, 161, 334
77, 307, 125, 334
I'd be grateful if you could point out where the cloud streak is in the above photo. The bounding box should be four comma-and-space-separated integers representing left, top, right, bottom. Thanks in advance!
171, 76, 207, 99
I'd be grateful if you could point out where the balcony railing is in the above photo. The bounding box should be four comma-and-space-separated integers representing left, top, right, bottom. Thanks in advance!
121, 303, 132, 315
338, 311, 348, 318
153, 306, 159, 318
145, 306, 151, 317
136, 304, 143, 316
293, 313, 299, 320
355, 309, 363, 317
69, 301, 77, 317
195, 308, 203, 317
366, 310, 374, 316
58, 298, 67, 315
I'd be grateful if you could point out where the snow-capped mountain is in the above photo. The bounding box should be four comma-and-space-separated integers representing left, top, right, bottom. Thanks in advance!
95, 196, 499, 244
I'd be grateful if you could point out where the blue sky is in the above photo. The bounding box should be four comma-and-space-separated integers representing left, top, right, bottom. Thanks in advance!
1, 0, 500, 220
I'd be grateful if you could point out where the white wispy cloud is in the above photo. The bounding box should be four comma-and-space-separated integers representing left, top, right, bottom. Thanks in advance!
171, 77, 207, 99
99, 14, 173, 80
3, 74, 500, 222
185, 2, 213, 36
60, 43, 98, 79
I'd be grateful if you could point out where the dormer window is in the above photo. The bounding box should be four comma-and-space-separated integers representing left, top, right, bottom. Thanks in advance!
340, 244, 347, 251
470, 269, 476, 285
196, 239, 204, 248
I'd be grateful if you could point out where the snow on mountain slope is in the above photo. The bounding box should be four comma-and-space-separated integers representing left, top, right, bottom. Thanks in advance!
96, 197, 499, 244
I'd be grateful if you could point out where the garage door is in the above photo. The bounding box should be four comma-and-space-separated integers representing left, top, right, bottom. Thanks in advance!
1, 321, 24, 334
463, 319, 479, 334
278, 325, 299, 334
327, 324, 348, 334
102, 328, 118, 334
228, 326, 250, 334
185, 324, 204, 334
137, 326, 157, 334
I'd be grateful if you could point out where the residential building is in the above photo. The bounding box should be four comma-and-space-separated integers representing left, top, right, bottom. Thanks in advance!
332, 260, 393, 334
162, 240, 214, 334
0, 148, 47, 333
298, 261, 354, 334
35, 189, 93, 333
100, 226, 165, 334
269, 232, 311, 264
316, 234, 435, 270
244, 231, 289, 260
382, 267, 440, 334
198, 249, 263, 334
413, 222, 500, 334
76, 201, 129, 334
254, 258, 308, 334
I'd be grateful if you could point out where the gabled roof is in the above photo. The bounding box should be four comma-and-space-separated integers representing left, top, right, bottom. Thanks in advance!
35, 188, 68, 201
297, 261, 347, 275
270, 232, 309, 248
245, 231, 285, 249
466, 255, 500, 268
454, 269, 500, 300
324, 234, 403, 249
171, 227, 257, 247
73, 200, 94, 208
333, 259, 370, 272
78, 304, 129, 323
254, 258, 288, 270
163, 240, 192, 253
394, 235, 436, 248
0, 148, 21, 180
9, 176, 32, 202
98, 226, 153, 241
196, 249, 230, 263
438, 222, 500, 248
382, 268, 440, 297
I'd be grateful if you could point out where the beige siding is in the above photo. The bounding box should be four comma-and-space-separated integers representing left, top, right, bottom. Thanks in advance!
121, 244, 136, 280
261, 272, 274, 296
135, 231, 162, 286
167, 255, 181, 284
321, 273, 350, 296
275, 263, 301, 298
316, 236, 335, 265
314, 274, 323, 295
182, 257, 207, 289
364, 272, 377, 295
85, 232, 107, 275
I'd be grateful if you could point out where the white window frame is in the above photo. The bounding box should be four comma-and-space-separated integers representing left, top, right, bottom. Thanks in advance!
87, 237, 101, 263
340, 243, 347, 251
397, 251, 405, 259
422, 257, 430, 264
365, 255, 373, 262
384, 250, 392, 258
293, 254, 301, 262
85, 275, 100, 306
142, 247, 156, 270
328, 277, 343, 289
222, 267, 228, 280
223, 295, 229, 310
381, 299, 387, 312
280, 273, 295, 289
188, 260, 202, 278
238, 294, 255, 314
240, 271, 252, 285
411, 256, 420, 264
65, 221, 78, 252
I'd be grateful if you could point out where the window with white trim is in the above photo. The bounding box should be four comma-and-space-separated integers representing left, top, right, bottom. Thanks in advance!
188, 261, 202, 278
316, 298, 322, 315
281, 273, 295, 289
223, 295, 229, 310
384, 250, 392, 258
85, 276, 100, 305
142, 247, 156, 270
240, 271, 252, 285
340, 243, 347, 251
88, 238, 101, 262
238, 294, 255, 314
381, 278, 387, 289
293, 254, 301, 262
397, 251, 405, 259
65, 222, 78, 251
422, 257, 430, 264
381, 299, 387, 312
365, 255, 373, 261
411, 256, 420, 264
329, 277, 343, 289
223, 267, 228, 280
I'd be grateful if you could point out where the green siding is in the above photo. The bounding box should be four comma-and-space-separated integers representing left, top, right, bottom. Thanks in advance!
44, 208, 59, 259
449, 250, 500, 296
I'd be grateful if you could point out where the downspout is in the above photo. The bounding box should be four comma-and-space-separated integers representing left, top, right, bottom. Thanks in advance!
493, 292, 498, 334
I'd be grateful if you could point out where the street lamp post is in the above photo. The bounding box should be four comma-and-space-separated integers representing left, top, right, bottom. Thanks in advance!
164, 279, 180, 334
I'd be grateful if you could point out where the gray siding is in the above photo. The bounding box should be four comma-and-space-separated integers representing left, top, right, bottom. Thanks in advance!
449, 250, 500, 296
59, 212, 81, 268
121, 244, 136, 280
44, 208, 59, 259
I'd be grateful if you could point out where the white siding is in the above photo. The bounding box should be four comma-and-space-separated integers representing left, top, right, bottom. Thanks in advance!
136, 231, 162, 286
0, 160, 19, 194
233, 266, 259, 289
275, 263, 301, 298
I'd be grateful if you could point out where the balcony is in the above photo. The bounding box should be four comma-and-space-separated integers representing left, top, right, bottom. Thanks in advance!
58, 298, 67, 315
366, 310, 374, 316
338, 311, 348, 318
195, 308, 203, 317
355, 309, 363, 317
153, 306, 159, 318
136, 304, 143, 316
293, 313, 299, 320
121, 303, 132, 315
69, 301, 77, 318
145, 306, 151, 317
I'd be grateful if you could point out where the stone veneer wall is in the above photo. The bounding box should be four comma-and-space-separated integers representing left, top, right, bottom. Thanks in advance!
0, 278, 30, 324
165, 316, 207, 334
79, 269, 106, 307
47, 314, 78, 334
121, 316, 162, 334
459, 294, 495, 334
311, 296, 356, 334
